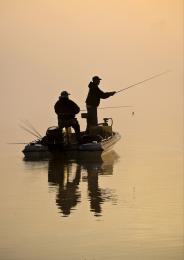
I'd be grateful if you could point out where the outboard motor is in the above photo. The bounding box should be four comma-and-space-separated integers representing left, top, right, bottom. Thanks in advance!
41, 126, 62, 146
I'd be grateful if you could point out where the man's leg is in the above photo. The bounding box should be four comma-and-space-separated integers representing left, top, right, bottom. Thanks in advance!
72, 120, 81, 143
58, 118, 64, 143
86, 106, 98, 132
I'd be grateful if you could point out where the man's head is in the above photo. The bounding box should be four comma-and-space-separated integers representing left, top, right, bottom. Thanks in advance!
60, 91, 70, 99
92, 75, 101, 84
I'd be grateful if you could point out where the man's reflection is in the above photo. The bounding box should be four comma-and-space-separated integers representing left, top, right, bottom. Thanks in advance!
48, 151, 119, 217
48, 154, 81, 216
87, 166, 104, 216
82, 151, 118, 216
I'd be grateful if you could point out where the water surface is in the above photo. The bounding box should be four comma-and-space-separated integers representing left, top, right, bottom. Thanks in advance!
0, 110, 183, 260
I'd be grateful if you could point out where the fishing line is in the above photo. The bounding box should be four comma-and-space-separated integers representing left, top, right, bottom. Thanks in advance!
81, 105, 133, 112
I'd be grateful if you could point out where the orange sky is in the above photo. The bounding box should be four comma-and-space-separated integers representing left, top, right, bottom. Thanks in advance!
0, 0, 183, 140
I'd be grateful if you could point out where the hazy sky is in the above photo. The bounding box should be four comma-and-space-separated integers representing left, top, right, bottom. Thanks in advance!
0, 0, 183, 141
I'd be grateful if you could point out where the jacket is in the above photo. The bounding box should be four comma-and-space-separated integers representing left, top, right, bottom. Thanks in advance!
54, 98, 80, 119
85, 81, 114, 107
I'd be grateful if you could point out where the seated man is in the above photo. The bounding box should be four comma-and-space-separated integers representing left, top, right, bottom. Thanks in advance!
54, 91, 81, 143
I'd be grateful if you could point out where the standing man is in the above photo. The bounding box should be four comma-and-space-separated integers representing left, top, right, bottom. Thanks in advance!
85, 76, 116, 131
54, 91, 81, 143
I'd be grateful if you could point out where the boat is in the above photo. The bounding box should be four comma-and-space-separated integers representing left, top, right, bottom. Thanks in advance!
22, 117, 121, 158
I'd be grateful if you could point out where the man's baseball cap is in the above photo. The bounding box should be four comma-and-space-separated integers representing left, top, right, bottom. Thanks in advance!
60, 91, 70, 98
92, 76, 102, 81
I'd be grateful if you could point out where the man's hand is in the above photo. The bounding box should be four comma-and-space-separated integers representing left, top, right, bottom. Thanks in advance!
111, 91, 116, 96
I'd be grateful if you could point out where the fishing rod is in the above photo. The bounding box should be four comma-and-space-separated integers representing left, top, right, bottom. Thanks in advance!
7, 142, 29, 144
81, 105, 132, 112
98, 105, 132, 110
116, 70, 170, 93
20, 119, 42, 138
19, 125, 41, 139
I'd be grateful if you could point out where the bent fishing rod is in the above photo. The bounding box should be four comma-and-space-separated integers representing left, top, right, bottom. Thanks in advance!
116, 70, 170, 93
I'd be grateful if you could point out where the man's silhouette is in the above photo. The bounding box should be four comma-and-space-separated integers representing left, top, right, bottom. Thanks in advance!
85, 76, 116, 131
54, 91, 81, 143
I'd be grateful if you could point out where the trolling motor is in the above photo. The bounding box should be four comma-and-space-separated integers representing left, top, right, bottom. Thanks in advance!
102, 118, 113, 126
81, 113, 113, 126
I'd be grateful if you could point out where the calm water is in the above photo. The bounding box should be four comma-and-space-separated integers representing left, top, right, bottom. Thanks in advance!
0, 108, 183, 260
0, 1, 183, 259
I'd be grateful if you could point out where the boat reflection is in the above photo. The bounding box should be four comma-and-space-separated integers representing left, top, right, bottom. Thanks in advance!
48, 151, 119, 217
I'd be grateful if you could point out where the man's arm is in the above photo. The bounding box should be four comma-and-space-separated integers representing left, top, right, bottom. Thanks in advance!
70, 100, 80, 114
97, 87, 116, 99
54, 101, 60, 114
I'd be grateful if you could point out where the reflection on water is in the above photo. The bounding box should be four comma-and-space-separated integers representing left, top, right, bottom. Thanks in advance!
24, 151, 119, 217
82, 153, 118, 217
48, 155, 81, 217
48, 151, 119, 217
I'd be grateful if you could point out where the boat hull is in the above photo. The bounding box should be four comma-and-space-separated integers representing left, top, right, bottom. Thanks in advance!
22, 132, 121, 159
